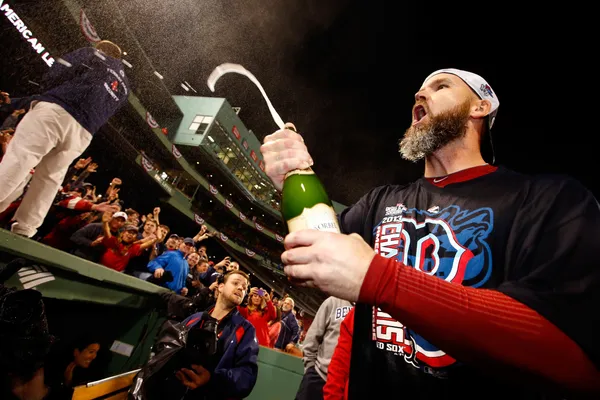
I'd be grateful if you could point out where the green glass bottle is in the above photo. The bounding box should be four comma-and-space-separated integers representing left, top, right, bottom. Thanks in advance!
281, 168, 340, 233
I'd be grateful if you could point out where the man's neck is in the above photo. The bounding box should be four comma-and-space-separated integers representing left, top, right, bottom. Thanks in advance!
211, 299, 234, 321
423, 136, 486, 178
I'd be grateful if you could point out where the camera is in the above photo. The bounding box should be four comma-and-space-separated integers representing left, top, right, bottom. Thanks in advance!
257, 289, 265, 297
185, 314, 218, 362
137, 313, 218, 400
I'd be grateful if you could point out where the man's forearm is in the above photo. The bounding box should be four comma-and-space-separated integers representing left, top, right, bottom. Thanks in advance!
359, 255, 600, 393
102, 222, 111, 238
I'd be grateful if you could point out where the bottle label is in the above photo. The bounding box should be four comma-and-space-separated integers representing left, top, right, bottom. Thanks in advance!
287, 203, 340, 233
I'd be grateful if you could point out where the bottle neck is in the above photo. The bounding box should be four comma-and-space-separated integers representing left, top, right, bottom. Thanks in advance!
284, 167, 314, 180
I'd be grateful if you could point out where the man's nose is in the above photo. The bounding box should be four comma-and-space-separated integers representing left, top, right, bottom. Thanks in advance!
414, 88, 428, 102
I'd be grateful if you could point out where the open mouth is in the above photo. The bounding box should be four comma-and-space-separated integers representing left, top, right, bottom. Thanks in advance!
413, 105, 427, 124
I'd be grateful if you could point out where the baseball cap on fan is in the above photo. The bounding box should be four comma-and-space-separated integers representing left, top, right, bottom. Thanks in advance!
112, 211, 128, 221
423, 68, 500, 129
122, 224, 139, 232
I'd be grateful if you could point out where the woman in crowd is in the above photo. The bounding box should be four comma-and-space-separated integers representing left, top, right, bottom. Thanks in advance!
45, 335, 102, 399
238, 287, 276, 347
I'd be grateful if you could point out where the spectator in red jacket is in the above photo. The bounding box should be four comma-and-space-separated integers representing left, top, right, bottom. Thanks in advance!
238, 287, 276, 347
99, 213, 156, 272
70, 211, 128, 262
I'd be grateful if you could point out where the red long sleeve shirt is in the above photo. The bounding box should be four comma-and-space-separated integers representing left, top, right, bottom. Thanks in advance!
238, 300, 277, 347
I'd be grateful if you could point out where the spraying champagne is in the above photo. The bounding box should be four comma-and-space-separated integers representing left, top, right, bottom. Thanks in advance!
207, 63, 340, 234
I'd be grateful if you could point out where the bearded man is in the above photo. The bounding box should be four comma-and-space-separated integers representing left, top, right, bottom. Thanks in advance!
261, 69, 600, 399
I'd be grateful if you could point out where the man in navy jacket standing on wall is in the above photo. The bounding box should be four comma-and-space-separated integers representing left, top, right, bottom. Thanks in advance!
0, 40, 129, 237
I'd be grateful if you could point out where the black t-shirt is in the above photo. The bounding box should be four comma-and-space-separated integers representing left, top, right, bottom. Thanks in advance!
340, 166, 600, 399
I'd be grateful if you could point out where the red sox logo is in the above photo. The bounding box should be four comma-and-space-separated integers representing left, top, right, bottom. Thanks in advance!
372, 204, 494, 375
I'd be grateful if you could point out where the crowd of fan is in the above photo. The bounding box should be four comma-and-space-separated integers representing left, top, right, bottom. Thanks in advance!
1, 92, 245, 300
1, 90, 309, 352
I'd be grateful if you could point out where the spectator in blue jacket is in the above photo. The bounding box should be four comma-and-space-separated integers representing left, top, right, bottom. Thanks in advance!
275, 297, 300, 351
147, 237, 195, 295
0, 41, 129, 238
178, 270, 259, 399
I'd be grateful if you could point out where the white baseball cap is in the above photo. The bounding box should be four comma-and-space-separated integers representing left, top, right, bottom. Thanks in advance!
112, 211, 128, 220
423, 68, 500, 129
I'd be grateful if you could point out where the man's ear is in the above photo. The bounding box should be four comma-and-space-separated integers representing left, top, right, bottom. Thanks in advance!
472, 99, 492, 120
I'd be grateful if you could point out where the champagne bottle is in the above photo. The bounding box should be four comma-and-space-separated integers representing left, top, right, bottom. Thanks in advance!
281, 128, 340, 234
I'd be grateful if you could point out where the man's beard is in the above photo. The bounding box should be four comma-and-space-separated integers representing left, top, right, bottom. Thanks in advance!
225, 292, 243, 307
399, 100, 471, 162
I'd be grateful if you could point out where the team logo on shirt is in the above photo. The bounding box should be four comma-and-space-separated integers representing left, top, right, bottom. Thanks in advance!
372, 204, 494, 375
385, 203, 407, 216
104, 68, 128, 101
427, 205, 440, 213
